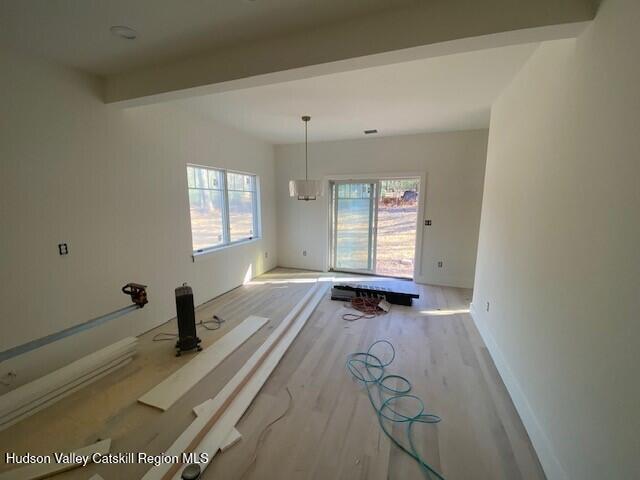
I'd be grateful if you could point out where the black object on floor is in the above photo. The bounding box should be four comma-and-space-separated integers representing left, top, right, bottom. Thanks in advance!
174, 284, 202, 356
331, 282, 419, 306
181, 463, 201, 479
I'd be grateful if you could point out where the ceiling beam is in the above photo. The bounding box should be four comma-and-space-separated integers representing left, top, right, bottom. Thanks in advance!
105, 0, 596, 106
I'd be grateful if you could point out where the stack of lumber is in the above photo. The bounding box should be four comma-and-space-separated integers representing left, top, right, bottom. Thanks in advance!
0, 337, 137, 431
142, 281, 329, 480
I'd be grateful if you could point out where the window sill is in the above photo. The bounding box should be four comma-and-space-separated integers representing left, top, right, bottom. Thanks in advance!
192, 237, 261, 261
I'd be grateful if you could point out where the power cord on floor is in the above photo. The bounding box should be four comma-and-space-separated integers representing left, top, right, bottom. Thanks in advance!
347, 340, 445, 480
152, 315, 226, 342
239, 386, 294, 479
342, 297, 388, 322
200, 315, 226, 331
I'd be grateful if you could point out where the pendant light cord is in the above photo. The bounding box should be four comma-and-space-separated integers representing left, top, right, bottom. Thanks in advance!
305, 119, 308, 180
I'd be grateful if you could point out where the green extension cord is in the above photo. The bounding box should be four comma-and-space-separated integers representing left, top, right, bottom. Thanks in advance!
346, 340, 446, 480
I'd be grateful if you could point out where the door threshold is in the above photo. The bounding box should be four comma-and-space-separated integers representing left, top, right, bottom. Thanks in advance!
329, 269, 414, 282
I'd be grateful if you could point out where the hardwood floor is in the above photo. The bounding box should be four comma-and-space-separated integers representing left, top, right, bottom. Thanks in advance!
0, 269, 545, 479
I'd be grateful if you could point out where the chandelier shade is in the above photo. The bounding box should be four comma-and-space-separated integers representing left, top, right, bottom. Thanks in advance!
289, 115, 323, 201
289, 179, 323, 201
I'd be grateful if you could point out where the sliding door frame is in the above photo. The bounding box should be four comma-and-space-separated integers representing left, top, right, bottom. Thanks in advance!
329, 180, 379, 274
325, 171, 427, 281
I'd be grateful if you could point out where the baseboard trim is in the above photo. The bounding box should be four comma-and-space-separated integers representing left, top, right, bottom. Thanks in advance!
469, 306, 567, 480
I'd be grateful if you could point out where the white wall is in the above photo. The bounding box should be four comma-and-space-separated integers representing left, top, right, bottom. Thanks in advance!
471, 1, 640, 478
275, 130, 487, 287
0, 47, 277, 388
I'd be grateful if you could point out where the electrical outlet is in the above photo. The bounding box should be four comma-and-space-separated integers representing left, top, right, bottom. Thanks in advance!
486, 302, 490, 312
58, 243, 69, 255
437, 261, 443, 268
302, 250, 307, 257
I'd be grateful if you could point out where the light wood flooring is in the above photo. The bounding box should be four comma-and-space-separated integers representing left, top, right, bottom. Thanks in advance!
0, 269, 545, 479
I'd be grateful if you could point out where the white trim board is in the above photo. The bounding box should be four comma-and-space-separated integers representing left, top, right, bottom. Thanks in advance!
469, 306, 567, 480
0, 337, 136, 416
138, 316, 269, 411
0, 438, 111, 480
174, 283, 328, 479
0, 355, 133, 431
141, 282, 328, 480
0, 338, 137, 431
193, 402, 242, 452
0, 347, 135, 420
220, 428, 242, 452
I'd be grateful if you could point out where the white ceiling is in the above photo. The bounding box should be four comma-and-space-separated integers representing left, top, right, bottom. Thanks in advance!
0, 0, 415, 75
174, 43, 538, 144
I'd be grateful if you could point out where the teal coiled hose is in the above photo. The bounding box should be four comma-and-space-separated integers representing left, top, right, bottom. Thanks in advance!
346, 340, 446, 480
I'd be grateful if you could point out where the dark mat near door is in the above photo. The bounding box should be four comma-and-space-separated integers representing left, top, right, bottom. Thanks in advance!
331, 282, 419, 306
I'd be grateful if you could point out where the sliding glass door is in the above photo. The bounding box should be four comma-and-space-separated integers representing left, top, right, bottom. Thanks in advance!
330, 178, 420, 278
330, 182, 377, 273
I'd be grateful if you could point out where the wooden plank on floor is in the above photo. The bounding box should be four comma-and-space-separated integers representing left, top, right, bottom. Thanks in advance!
0, 338, 137, 431
193, 403, 242, 452
137, 316, 269, 411
219, 428, 242, 452
176, 284, 329, 479
141, 282, 327, 480
0, 338, 136, 417
0, 438, 111, 480
0, 355, 133, 431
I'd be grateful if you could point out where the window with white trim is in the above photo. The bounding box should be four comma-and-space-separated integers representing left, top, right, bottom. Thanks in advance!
187, 165, 260, 253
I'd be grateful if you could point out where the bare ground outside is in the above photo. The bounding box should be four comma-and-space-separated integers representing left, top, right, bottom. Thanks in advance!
376, 203, 418, 278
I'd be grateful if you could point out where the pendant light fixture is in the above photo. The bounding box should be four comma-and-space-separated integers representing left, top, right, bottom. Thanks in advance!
289, 115, 323, 201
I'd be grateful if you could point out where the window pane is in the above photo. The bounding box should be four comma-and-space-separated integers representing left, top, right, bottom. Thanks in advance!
244, 175, 255, 191
228, 191, 255, 241
187, 166, 259, 250
194, 167, 208, 188
227, 172, 254, 191
189, 189, 224, 250
337, 183, 369, 199
228, 172, 241, 191
187, 166, 195, 188
208, 169, 223, 190
335, 197, 370, 270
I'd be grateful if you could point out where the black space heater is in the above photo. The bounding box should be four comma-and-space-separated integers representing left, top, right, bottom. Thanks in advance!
174, 283, 202, 356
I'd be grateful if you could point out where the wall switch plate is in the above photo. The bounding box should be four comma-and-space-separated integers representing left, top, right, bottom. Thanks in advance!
58, 243, 69, 255
425, 220, 432, 226
486, 302, 490, 312
302, 250, 307, 257
437, 261, 443, 268
264, 251, 268, 259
